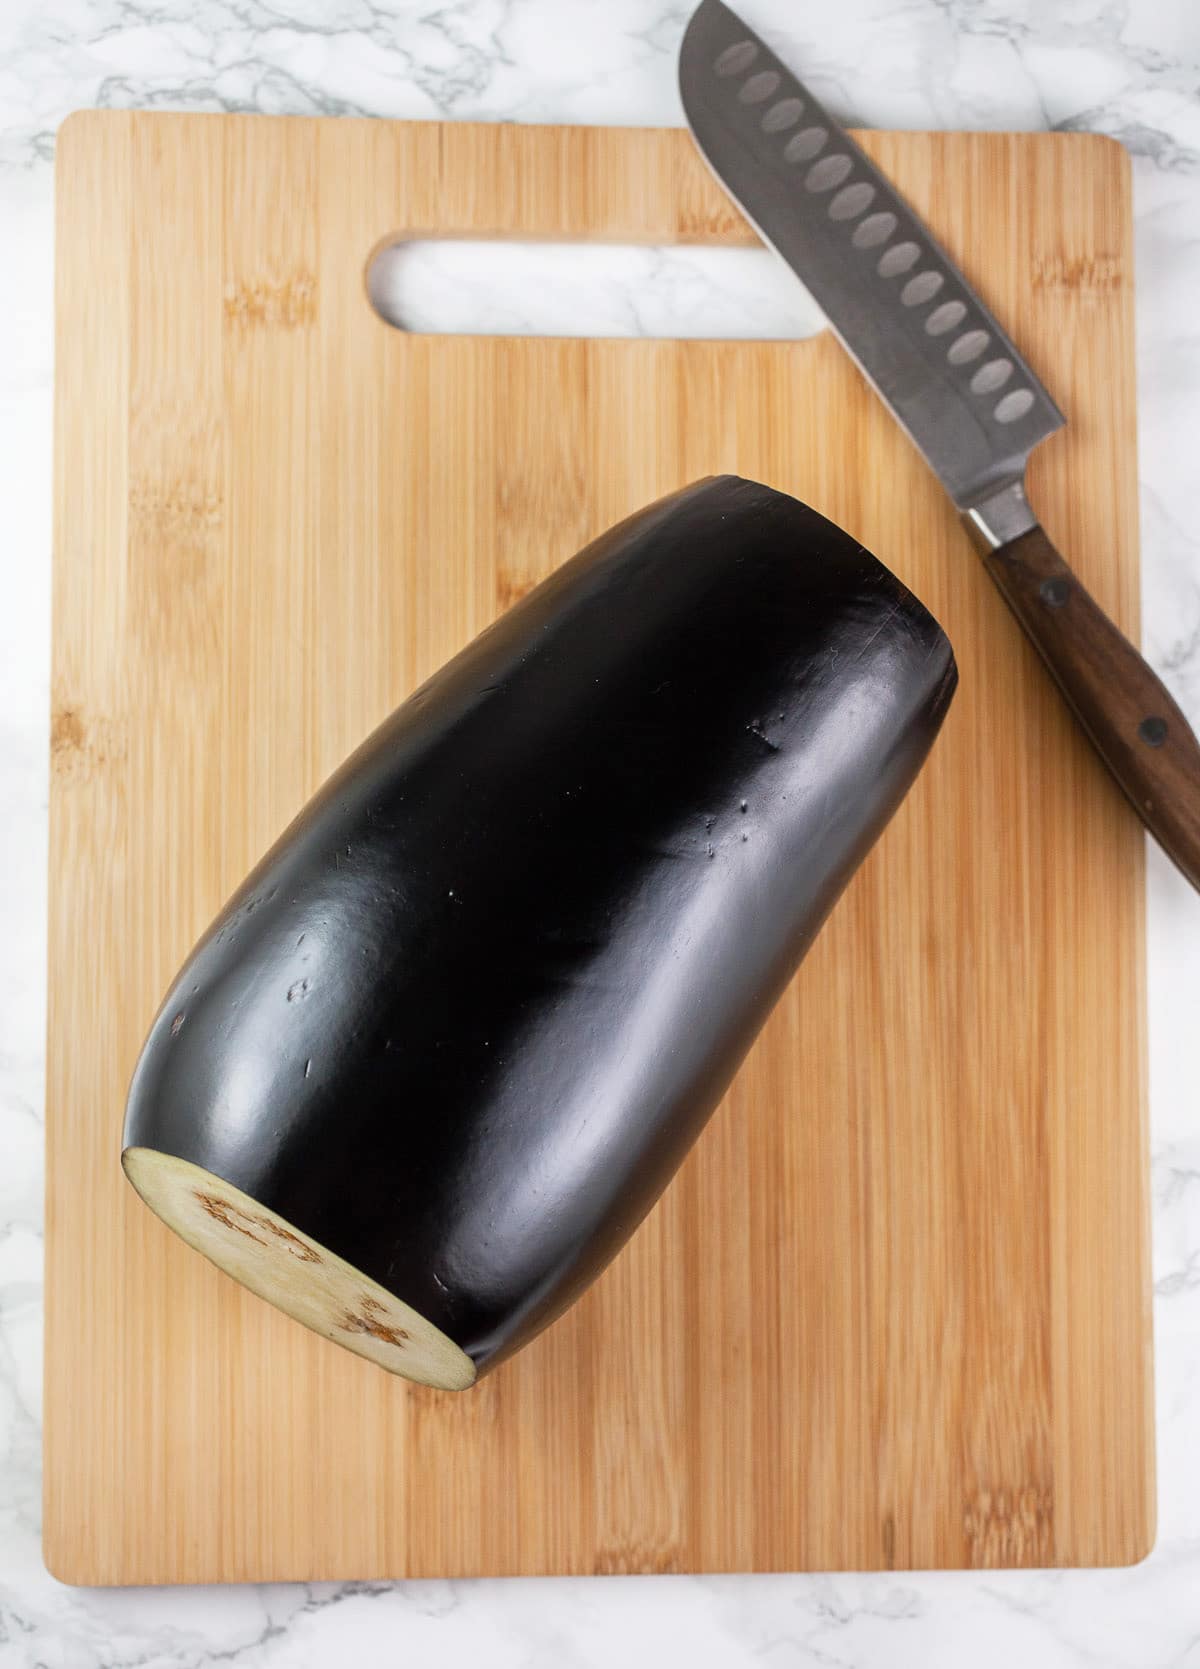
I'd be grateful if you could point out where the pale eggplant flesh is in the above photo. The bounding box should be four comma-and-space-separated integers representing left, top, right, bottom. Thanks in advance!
123, 475, 957, 1390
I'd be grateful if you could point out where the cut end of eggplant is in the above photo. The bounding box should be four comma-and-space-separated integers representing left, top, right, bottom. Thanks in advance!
121, 1148, 477, 1392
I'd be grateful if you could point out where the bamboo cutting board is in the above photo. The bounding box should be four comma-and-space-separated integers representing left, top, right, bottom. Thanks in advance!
46, 113, 1152, 1584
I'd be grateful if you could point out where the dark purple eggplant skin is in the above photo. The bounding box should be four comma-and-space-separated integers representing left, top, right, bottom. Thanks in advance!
124, 475, 957, 1377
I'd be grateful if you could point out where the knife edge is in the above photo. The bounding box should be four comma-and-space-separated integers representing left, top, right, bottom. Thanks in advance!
678, 0, 1064, 519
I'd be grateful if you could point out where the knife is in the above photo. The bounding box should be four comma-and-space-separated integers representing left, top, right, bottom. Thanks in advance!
679, 0, 1200, 892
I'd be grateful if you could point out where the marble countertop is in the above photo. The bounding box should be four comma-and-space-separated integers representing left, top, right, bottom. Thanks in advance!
2, 0, 1198, 1662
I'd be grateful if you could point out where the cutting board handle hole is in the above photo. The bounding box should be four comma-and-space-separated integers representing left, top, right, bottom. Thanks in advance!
366, 239, 826, 340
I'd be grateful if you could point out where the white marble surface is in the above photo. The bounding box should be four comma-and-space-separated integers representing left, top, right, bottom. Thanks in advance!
2, 0, 1199, 1662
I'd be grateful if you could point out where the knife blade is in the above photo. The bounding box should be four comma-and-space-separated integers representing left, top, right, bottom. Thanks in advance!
680, 0, 1200, 893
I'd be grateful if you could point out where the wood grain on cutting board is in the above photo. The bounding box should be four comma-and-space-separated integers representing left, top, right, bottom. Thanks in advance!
45, 114, 1152, 1583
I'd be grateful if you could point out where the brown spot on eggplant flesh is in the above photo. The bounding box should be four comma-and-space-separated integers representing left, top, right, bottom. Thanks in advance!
194, 1190, 321, 1262
339, 1295, 411, 1349
259, 1217, 322, 1263
123, 476, 956, 1388
195, 1191, 271, 1249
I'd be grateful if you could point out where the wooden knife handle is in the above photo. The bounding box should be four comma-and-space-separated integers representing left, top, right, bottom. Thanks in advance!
983, 522, 1200, 892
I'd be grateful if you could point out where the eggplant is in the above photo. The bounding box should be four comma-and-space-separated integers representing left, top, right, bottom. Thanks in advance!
123, 475, 956, 1390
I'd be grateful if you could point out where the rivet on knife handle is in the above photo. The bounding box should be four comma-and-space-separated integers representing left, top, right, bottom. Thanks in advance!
680, 0, 1200, 894
971, 494, 1200, 891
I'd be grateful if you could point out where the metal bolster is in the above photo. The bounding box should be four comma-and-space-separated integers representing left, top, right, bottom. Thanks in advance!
962, 478, 1039, 553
